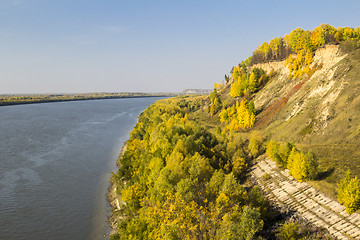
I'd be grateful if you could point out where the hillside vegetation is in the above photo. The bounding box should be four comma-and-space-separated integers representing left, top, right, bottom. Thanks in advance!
109, 24, 360, 239
212, 24, 360, 208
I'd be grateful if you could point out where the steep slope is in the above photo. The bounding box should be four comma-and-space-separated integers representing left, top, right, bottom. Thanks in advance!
251, 45, 360, 196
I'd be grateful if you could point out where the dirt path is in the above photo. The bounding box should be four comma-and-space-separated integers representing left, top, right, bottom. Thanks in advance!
250, 156, 360, 240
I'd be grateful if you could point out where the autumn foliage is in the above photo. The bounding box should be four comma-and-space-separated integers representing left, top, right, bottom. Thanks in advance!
110, 98, 268, 239
337, 170, 360, 214
230, 67, 267, 97
266, 140, 318, 182
245, 24, 360, 79
219, 100, 256, 131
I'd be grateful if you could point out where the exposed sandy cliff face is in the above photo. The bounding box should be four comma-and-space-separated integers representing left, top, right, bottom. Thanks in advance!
251, 59, 286, 74
252, 45, 360, 146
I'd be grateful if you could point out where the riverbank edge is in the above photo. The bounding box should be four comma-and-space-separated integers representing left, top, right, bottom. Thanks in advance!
107, 141, 128, 236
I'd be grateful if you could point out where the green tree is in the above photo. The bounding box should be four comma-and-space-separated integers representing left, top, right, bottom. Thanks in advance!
248, 131, 263, 157
276, 221, 301, 240
207, 169, 225, 200
284, 28, 312, 53
266, 140, 279, 162
248, 72, 257, 92
237, 206, 264, 240
232, 154, 247, 179
209, 88, 219, 102
219, 107, 231, 123
217, 206, 263, 240
269, 37, 283, 59
209, 87, 222, 116
277, 142, 293, 167
230, 77, 242, 97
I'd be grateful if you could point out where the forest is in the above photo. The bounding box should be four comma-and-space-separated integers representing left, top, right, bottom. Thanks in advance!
110, 97, 268, 239
110, 97, 332, 239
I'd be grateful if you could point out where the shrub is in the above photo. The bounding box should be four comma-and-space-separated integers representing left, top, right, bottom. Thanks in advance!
262, 173, 271, 181
277, 219, 335, 239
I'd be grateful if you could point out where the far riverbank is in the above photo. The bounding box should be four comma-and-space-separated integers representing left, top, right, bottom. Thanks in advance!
0, 92, 176, 106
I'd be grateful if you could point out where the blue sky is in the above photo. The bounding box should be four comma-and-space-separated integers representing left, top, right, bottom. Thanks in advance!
1, 0, 360, 94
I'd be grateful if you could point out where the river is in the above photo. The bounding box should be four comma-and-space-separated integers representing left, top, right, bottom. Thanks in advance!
0, 97, 165, 240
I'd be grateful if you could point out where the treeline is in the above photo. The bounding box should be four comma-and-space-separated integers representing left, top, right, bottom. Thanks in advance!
110, 97, 271, 239
0, 92, 174, 106
230, 24, 360, 80
251, 24, 360, 65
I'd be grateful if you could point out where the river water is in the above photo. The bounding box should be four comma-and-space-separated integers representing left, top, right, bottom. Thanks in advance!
0, 97, 164, 240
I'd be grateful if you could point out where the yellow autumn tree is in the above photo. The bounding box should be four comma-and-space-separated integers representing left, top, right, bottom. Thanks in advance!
269, 37, 283, 59
337, 170, 360, 214
230, 78, 242, 97
237, 100, 255, 129
287, 148, 318, 182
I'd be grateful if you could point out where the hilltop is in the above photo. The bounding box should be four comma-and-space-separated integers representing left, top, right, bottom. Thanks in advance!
109, 24, 360, 239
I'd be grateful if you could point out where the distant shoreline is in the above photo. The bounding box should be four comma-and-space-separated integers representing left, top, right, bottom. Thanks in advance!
0, 93, 175, 107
